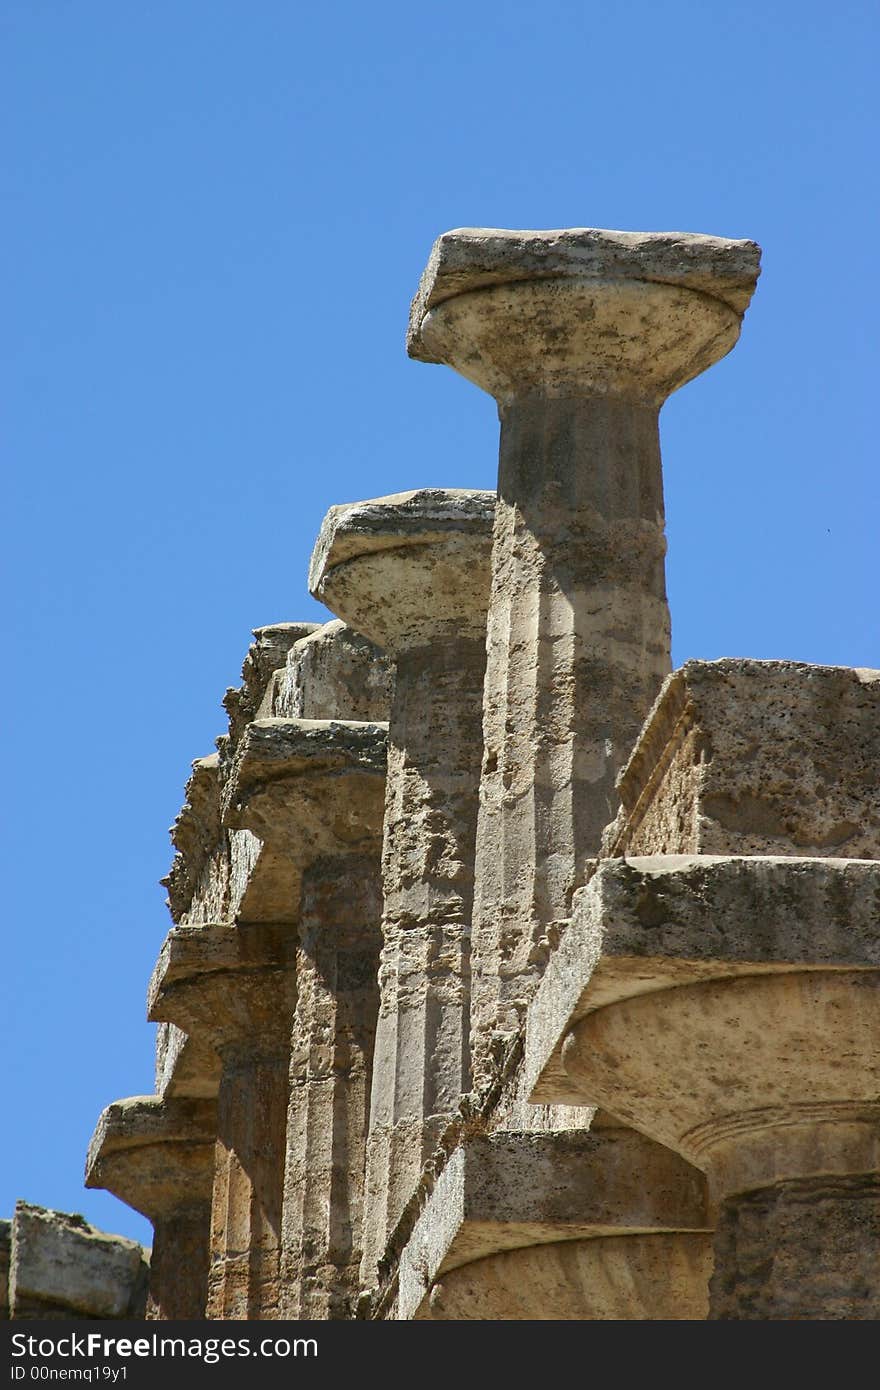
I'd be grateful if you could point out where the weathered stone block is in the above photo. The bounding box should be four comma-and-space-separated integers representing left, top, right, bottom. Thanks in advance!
9, 1203, 148, 1320
222, 622, 319, 748
273, 620, 392, 722
396, 1129, 709, 1320
154, 1022, 221, 1100
527, 854, 880, 1107
605, 660, 880, 860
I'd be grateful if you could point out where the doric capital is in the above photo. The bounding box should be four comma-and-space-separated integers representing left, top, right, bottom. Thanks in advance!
309, 489, 495, 652
408, 227, 761, 406
85, 1095, 216, 1221
222, 717, 387, 860
147, 923, 297, 1054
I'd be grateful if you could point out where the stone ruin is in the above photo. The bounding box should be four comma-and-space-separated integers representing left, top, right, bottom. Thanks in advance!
1, 1203, 148, 1321
81, 227, 879, 1320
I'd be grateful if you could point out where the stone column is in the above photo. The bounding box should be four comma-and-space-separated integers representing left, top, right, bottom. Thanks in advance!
408, 228, 761, 1090
222, 717, 388, 1318
148, 923, 297, 1320
85, 1096, 216, 1320
309, 489, 494, 1285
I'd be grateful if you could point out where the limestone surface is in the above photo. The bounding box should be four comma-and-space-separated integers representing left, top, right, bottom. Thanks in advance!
414, 1234, 712, 1320
148, 923, 297, 1320
9, 1203, 148, 1320
408, 227, 760, 402
406, 228, 759, 1104
222, 622, 319, 747
222, 717, 387, 923
526, 852, 880, 1319
527, 854, 880, 1106
273, 620, 392, 722
396, 1129, 709, 1320
408, 227, 762, 349
85, 1096, 216, 1320
310, 489, 494, 1286
604, 659, 880, 859
310, 488, 495, 649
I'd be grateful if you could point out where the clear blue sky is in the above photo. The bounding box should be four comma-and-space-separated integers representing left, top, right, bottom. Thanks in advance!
3, 2, 877, 1245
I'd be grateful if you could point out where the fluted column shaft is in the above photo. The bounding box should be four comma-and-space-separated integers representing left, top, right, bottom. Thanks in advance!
711, 1171, 880, 1319
209, 1033, 291, 1319
282, 854, 383, 1318
363, 636, 487, 1279
309, 488, 495, 1285
473, 395, 670, 1077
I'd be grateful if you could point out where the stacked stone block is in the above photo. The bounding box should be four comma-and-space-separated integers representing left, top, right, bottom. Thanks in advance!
82, 224, 880, 1321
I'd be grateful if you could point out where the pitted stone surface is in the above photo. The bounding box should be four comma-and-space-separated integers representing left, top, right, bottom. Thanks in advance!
148, 922, 297, 1046
409, 228, 760, 403
154, 1022, 222, 1100
409, 227, 762, 346
221, 718, 387, 923
85, 1096, 216, 1321
525, 852, 880, 1319
222, 622, 319, 748
527, 854, 880, 1106
310, 489, 495, 650
413, 1232, 712, 1320
709, 1175, 880, 1319
85, 1096, 216, 1216
148, 923, 297, 1319
603, 659, 880, 860
396, 1129, 709, 1320
162, 754, 222, 923
407, 227, 760, 1102
9, 1203, 148, 1321
282, 854, 383, 1319
274, 620, 392, 722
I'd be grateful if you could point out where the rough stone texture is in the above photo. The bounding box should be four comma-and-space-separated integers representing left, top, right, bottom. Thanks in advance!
604, 660, 880, 860
526, 853, 880, 1320
396, 1129, 709, 1320
162, 754, 222, 924
9, 1203, 148, 1320
222, 718, 387, 925
406, 229, 761, 1114
273, 620, 393, 722
709, 1174, 880, 1320
408, 227, 762, 363
155, 718, 388, 1321
527, 854, 880, 1106
85, 1096, 216, 1321
310, 489, 494, 1287
154, 1022, 222, 1101
161, 622, 323, 932
283, 855, 383, 1318
414, 1233, 713, 1320
222, 623, 319, 748
148, 923, 297, 1320
310, 489, 495, 647
242, 719, 387, 1320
